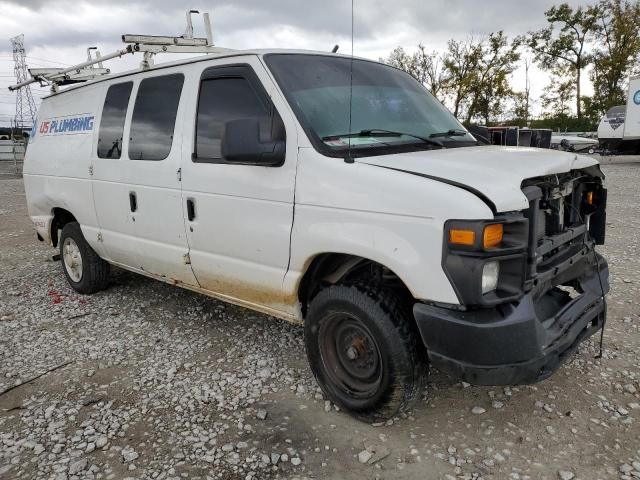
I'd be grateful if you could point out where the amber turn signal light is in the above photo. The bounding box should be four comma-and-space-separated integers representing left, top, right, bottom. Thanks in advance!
449, 228, 476, 246
483, 224, 503, 249
586, 191, 594, 205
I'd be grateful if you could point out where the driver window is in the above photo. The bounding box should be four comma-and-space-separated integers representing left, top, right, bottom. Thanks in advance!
194, 69, 285, 163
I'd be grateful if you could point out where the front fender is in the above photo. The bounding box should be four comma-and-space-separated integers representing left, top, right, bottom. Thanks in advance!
286, 149, 496, 305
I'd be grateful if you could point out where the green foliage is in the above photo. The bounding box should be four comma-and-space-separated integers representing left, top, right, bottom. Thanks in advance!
383, 45, 446, 98
540, 67, 576, 117
522, 2, 601, 119
527, 116, 597, 131
383, 33, 521, 123
440, 37, 484, 118
589, 0, 640, 115
464, 32, 522, 123
483, 117, 598, 132
383, 0, 640, 128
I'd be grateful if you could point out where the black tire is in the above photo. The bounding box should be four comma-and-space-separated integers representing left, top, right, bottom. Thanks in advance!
59, 222, 110, 294
305, 284, 426, 422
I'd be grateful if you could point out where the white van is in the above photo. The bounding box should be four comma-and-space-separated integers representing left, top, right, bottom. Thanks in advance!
23, 50, 609, 421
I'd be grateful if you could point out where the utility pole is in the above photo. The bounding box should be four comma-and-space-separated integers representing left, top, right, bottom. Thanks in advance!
9, 34, 38, 136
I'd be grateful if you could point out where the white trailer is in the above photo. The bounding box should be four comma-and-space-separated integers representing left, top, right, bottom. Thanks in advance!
624, 76, 640, 140
597, 76, 640, 154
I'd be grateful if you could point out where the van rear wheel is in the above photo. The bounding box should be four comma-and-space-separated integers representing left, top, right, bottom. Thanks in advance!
59, 222, 110, 294
304, 284, 426, 422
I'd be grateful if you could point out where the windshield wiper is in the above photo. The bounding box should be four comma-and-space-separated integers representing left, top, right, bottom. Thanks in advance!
323, 129, 444, 148
429, 129, 469, 139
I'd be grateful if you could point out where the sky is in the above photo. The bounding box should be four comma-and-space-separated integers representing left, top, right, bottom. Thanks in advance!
0, 0, 592, 127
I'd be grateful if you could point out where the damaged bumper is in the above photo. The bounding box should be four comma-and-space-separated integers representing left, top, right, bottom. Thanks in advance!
414, 253, 609, 385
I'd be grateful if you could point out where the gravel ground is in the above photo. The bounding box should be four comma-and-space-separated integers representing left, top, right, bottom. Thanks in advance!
1, 161, 639, 480
0, 160, 22, 178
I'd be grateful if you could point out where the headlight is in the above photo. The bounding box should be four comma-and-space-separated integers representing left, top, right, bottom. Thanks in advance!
482, 261, 500, 294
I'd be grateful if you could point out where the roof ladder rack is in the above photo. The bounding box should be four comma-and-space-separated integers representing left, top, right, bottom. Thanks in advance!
123, 10, 232, 70
8, 9, 233, 92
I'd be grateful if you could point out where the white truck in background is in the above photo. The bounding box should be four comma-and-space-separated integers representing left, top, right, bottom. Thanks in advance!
597, 76, 640, 154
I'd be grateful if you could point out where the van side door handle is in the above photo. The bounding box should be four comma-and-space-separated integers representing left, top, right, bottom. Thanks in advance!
129, 192, 137, 212
186, 198, 196, 221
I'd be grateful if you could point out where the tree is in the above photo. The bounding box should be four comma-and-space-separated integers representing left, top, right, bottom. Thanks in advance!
439, 33, 520, 123
385, 33, 520, 123
512, 58, 533, 123
541, 67, 576, 118
465, 31, 521, 123
441, 37, 484, 119
589, 0, 640, 115
523, 2, 601, 119
383, 45, 446, 98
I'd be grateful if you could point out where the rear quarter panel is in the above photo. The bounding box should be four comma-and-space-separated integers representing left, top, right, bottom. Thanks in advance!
23, 84, 104, 247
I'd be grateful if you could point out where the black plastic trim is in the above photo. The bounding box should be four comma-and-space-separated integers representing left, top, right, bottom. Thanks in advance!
589, 188, 607, 244
413, 256, 609, 385
441, 214, 529, 306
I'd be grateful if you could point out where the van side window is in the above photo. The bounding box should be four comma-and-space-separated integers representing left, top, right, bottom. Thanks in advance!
194, 68, 285, 162
97, 82, 132, 159
129, 74, 184, 161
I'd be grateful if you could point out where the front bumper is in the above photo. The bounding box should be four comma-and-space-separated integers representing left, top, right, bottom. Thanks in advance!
414, 254, 609, 385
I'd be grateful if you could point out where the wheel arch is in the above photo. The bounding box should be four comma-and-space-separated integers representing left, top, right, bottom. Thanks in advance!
297, 252, 415, 318
50, 207, 78, 247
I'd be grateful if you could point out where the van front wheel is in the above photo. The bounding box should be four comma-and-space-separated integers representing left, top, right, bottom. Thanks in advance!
59, 222, 110, 294
304, 284, 426, 422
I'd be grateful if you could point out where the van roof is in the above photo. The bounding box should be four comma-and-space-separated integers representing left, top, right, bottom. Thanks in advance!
42, 48, 368, 99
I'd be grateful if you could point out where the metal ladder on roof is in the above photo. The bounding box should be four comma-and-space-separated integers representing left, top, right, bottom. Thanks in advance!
8, 10, 232, 93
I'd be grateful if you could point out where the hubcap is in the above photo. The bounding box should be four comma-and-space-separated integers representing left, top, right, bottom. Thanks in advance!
62, 237, 83, 283
319, 314, 383, 400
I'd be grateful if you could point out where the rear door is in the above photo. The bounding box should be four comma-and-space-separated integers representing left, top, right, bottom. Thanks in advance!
179, 57, 298, 315
92, 72, 198, 286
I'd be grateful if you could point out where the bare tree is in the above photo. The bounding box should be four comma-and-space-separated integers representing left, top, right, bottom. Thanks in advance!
513, 58, 532, 123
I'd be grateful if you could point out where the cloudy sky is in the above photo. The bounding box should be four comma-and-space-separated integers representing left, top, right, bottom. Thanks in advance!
0, 0, 590, 127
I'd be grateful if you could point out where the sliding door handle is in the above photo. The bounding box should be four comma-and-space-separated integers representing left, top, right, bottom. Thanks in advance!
129, 192, 137, 212
186, 198, 196, 221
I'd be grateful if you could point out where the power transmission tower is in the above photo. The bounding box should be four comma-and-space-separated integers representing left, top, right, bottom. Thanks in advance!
9, 34, 38, 135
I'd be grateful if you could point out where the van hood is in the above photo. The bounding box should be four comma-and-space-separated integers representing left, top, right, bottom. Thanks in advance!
357, 146, 600, 213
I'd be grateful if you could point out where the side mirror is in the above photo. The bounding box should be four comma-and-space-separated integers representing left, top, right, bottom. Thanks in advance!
221, 118, 285, 166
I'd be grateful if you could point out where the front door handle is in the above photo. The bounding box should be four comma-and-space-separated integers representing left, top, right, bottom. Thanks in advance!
187, 198, 196, 221
129, 192, 137, 212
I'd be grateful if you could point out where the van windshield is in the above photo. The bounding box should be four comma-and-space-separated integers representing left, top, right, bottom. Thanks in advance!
264, 53, 477, 157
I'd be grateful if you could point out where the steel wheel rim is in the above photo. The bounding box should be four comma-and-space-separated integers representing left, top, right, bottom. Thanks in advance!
318, 313, 383, 400
62, 237, 83, 283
